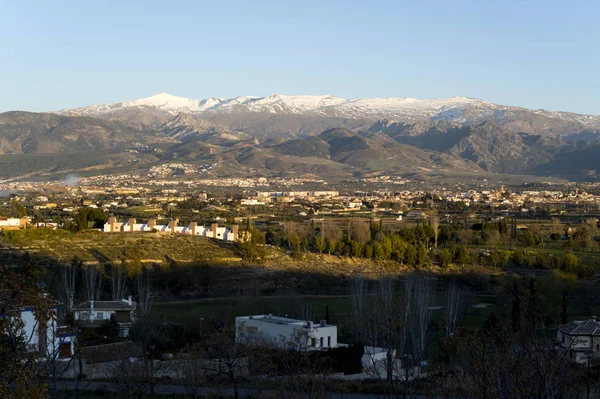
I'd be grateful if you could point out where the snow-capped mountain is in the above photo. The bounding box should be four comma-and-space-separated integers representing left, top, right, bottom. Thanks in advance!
58, 92, 600, 130
5, 93, 600, 181
57, 93, 503, 122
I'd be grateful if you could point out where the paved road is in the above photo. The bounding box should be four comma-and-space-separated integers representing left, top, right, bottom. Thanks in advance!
56, 380, 426, 398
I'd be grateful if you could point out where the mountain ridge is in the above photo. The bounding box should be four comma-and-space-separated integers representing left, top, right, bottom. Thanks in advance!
2, 93, 600, 181
57, 92, 600, 127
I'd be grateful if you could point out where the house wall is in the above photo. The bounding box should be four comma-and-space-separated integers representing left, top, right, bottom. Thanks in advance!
235, 316, 337, 349
102, 219, 238, 241
75, 309, 116, 322
0, 218, 27, 230
559, 333, 593, 350
594, 336, 600, 353
557, 331, 600, 364
20, 309, 69, 358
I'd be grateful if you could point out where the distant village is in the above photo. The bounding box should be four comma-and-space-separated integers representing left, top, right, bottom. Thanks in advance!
0, 175, 599, 233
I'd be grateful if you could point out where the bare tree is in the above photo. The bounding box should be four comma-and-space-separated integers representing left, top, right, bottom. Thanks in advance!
349, 219, 371, 244
177, 356, 206, 399
109, 262, 128, 301
197, 323, 266, 399
136, 268, 152, 318
405, 274, 435, 364
82, 264, 103, 301
434, 325, 586, 399
350, 272, 409, 392
60, 257, 80, 313
444, 279, 463, 338
324, 221, 342, 243
301, 303, 314, 324
431, 215, 440, 249
272, 329, 334, 399
110, 353, 151, 399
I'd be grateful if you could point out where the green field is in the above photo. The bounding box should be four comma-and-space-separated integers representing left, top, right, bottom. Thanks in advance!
0, 229, 239, 263
153, 290, 501, 359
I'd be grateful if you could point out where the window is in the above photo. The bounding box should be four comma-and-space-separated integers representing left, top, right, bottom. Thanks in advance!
328, 336, 331, 347
597, 344, 599, 351
59, 342, 72, 359
320, 337, 324, 347
562, 334, 565, 344
311, 338, 316, 347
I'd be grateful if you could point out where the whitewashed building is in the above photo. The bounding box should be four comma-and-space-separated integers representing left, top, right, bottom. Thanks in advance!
103, 218, 239, 241
235, 315, 337, 349
0, 217, 27, 231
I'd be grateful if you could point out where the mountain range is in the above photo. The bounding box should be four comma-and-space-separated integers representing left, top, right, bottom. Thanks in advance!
1, 93, 600, 181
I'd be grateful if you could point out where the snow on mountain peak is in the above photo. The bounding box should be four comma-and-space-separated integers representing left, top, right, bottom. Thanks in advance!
58, 92, 503, 121
126, 93, 201, 112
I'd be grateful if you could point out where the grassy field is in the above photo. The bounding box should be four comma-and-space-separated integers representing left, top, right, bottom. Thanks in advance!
469, 240, 600, 270
0, 229, 238, 263
153, 291, 500, 361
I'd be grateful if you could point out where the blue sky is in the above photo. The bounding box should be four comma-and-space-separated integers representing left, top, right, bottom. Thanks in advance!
2, 0, 599, 114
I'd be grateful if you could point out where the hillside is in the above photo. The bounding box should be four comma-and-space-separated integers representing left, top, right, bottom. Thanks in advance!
0, 111, 171, 155
0, 229, 237, 264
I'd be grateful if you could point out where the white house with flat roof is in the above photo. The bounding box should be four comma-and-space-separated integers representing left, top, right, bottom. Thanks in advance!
235, 315, 337, 349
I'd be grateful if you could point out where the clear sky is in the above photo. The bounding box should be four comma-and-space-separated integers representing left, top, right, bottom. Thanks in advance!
2, 0, 599, 114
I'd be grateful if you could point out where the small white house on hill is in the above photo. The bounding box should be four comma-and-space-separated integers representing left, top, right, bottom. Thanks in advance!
235, 315, 337, 349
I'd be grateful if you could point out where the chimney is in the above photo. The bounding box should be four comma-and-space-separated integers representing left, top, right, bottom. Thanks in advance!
129, 218, 135, 232
90, 297, 95, 314
109, 216, 116, 233
307, 321, 314, 330
190, 222, 197, 235
232, 225, 239, 242
211, 223, 218, 238
148, 219, 155, 230
128, 295, 132, 306
592, 315, 598, 322
169, 220, 177, 234
320, 320, 326, 327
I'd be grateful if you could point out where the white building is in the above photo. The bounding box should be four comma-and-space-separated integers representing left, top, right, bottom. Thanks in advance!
4, 306, 76, 360
73, 297, 136, 337
241, 199, 266, 206
0, 217, 27, 231
235, 315, 337, 349
103, 218, 239, 241
557, 316, 600, 364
